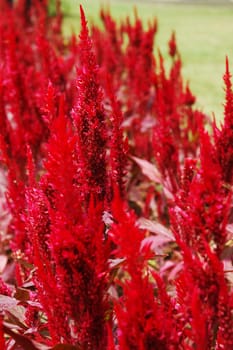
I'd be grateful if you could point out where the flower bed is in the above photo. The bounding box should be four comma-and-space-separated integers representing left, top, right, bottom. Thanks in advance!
0, 1, 232, 349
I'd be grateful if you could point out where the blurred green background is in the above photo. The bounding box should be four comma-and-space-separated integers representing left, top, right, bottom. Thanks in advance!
56, 0, 233, 121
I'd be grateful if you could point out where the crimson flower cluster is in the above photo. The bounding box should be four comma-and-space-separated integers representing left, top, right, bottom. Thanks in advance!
0, 1, 232, 349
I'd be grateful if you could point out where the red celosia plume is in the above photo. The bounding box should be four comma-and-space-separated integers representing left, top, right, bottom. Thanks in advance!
0, 2, 232, 349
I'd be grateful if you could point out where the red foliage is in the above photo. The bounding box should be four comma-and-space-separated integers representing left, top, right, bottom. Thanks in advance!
0, 1, 232, 349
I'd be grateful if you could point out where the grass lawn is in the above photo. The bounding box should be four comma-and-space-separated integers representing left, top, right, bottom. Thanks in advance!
60, 0, 233, 121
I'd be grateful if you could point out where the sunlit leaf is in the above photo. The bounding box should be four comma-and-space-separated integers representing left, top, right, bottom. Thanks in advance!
141, 235, 172, 253
0, 255, 7, 273
131, 156, 162, 183
0, 295, 18, 311
137, 218, 174, 240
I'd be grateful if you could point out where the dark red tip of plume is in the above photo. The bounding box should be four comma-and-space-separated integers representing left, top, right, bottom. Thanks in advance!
169, 31, 177, 57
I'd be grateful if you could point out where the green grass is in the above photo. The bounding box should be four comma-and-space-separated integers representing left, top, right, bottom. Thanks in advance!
60, 0, 233, 121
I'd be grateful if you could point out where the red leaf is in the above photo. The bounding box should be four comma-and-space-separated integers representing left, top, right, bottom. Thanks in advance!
132, 156, 161, 183
51, 345, 79, 350
132, 157, 174, 199
3, 325, 44, 350
14, 288, 30, 302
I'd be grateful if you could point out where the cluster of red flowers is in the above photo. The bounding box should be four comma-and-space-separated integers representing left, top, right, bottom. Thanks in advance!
0, 1, 232, 349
